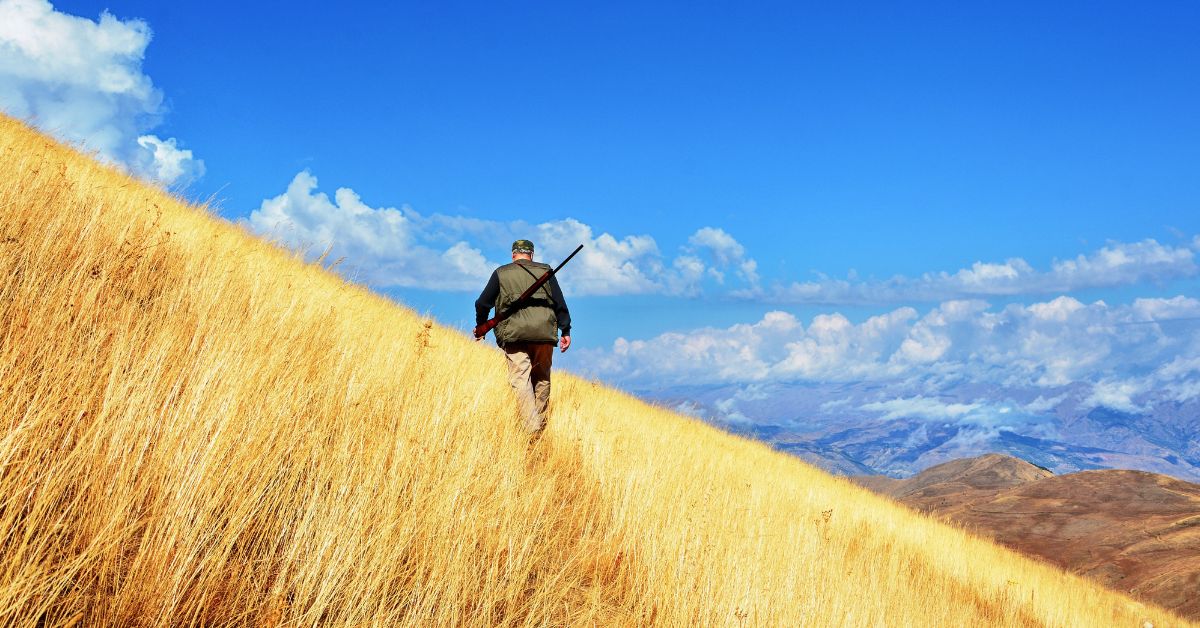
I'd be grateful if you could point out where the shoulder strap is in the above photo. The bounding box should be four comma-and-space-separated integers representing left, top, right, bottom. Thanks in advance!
515, 262, 556, 305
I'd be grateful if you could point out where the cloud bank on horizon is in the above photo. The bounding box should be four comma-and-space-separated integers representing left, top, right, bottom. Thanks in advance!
579, 295, 1200, 413
0, 0, 203, 186
246, 170, 1199, 301
246, 171, 761, 296
751, 237, 1200, 305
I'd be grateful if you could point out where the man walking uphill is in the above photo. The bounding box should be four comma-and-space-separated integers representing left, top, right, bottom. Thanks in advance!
475, 240, 572, 436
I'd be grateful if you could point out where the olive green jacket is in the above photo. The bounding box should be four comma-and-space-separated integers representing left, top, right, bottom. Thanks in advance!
475, 260, 572, 347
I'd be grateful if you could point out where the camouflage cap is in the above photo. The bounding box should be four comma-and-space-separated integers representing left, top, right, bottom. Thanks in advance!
512, 239, 535, 254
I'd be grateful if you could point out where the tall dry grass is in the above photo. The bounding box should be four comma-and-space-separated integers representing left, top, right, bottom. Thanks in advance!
0, 114, 1190, 626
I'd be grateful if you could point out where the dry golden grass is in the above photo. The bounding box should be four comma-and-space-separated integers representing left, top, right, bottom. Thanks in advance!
0, 113, 1191, 627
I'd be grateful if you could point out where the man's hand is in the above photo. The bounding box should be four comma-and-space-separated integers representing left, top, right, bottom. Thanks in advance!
559, 335, 571, 353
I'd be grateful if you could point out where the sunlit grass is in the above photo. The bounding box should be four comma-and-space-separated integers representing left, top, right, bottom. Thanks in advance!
0, 114, 1188, 626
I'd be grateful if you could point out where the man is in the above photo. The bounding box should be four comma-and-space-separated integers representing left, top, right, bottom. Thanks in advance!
475, 239, 572, 435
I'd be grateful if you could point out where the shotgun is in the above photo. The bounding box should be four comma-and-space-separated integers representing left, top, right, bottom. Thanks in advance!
474, 244, 584, 339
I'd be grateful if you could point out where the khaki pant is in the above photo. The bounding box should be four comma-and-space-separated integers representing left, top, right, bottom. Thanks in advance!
503, 341, 554, 434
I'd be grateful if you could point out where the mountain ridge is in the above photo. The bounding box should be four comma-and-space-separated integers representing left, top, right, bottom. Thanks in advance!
854, 453, 1200, 618
649, 381, 1200, 481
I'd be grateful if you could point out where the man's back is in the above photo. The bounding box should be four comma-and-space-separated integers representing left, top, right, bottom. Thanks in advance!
476, 259, 570, 348
493, 260, 557, 345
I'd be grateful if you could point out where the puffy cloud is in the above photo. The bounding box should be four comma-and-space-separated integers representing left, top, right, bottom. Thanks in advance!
585, 310, 800, 384
854, 398, 1055, 459
860, 396, 982, 421
246, 171, 759, 296
1051, 239, 1195, 285
688, 227, 759, 284
0, 0, 202, 185
131, 135, 204, 185
1083, 379, 1147, 414
501, 220, 761, 297
579, 295, 1200, 410
246, 171, 490, 290
775, 308, 917, 380
765, 239, 1198, 305
530, 218, 663, 295
1023, 394, 1067, 413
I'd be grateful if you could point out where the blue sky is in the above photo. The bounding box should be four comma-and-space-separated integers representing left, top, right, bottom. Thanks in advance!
43, 1, 1200, 264
3, 0, 1199, 410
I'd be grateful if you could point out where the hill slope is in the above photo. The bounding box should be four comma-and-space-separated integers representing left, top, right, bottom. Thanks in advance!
0, 114, 1190, 626
854, 453, 1053, 502
858, 455, 1200, 619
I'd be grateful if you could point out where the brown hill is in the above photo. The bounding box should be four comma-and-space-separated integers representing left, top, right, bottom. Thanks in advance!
855, 455, 1200, 619
856, 453, 1052, 505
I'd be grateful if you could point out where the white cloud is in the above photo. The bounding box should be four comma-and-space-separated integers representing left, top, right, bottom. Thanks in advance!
1129, 294, 1200, 321
860, 396, 982, 421
1051, 239, 1195, 286
1083, 379, 1147, 414
866, 399, 1054, 460
246, 171, 759, 296
776, 308, 917, 380
1152, 349, 1200, 403
764, 239, 1197, 305
579, 295, 1200, 411
132, 135, 204, 185
441, 241, 490, 279
531, 218, 663, 295
1023, 394, 1066, 413
688, 227, 759, 284
0, 0, 202, 185
246, 171, 491, 290
1158, 355, 1200, 380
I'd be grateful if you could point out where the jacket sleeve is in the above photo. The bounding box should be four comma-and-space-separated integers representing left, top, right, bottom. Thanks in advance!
548, 275, 571, 336
475, 270, 500, 326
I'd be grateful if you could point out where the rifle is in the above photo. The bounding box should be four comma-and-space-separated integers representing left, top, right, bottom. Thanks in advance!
474, 244, 584, 339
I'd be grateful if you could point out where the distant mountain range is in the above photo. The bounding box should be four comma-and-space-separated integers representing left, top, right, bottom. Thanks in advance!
640, 380, 1200, 481
852, 454, 1200, 619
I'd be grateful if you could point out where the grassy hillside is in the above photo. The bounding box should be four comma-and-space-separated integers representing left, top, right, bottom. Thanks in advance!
0, 114, 1189, 626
